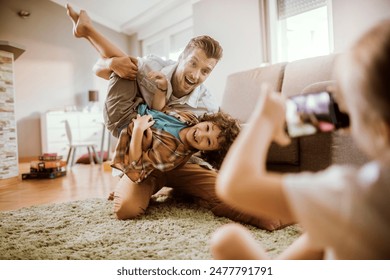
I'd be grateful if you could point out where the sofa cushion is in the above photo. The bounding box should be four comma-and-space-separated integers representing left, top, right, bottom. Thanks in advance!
221, 63, 303, 165
239, 123, 300, 166
221, 62, 287, 123
281, 54, 338, 98
301, 80, 337, 94
267, 139, 300, 165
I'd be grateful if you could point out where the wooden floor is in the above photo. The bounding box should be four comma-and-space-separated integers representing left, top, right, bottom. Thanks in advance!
0, 162, 119, 211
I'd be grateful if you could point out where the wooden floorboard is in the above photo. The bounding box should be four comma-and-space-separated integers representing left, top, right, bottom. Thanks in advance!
0, 163, 118, 211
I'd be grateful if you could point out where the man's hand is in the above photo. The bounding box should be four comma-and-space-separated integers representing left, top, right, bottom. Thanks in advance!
109, 56, 138, 80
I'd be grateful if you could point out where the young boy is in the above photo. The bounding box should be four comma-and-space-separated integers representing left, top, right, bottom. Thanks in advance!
112, 103, 240, 183
211, 19, 390, 259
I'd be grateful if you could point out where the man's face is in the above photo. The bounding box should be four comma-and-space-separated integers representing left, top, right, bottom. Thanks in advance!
172, 49, 218, 97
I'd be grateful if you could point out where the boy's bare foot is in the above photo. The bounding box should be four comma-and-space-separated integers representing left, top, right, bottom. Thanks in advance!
66, 4, 92, 38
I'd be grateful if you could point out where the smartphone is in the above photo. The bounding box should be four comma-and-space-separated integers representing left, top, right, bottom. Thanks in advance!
285, 91, 349, 138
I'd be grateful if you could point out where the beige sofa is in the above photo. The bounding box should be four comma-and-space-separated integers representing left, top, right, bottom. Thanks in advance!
221, 54, 367, 173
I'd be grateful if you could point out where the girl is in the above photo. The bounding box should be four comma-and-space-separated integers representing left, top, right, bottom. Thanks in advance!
211, 19, 390, 259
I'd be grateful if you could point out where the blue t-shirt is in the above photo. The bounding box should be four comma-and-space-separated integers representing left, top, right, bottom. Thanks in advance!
137, 104, 187, 139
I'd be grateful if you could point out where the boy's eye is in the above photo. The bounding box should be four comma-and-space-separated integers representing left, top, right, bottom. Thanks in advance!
208, 139, 211, 146
207, 125, 210, 131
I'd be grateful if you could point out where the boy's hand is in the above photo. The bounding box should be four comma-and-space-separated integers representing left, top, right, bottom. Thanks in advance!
132, 114, 155, 133
109, 56, 138, 80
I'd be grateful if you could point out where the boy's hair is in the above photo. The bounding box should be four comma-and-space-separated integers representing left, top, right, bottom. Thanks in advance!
181, 35, 223, 61
198, 111, 240, 170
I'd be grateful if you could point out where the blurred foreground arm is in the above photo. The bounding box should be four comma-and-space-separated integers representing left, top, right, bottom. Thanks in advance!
216, 85, 294, 222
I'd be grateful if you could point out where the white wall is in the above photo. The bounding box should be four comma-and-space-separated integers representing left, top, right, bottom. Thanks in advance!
0, 0, 131, 158
192, 0, 390, 105
3, 0, 390, 159
332, 0, 390, 52
193, 0, 265, 104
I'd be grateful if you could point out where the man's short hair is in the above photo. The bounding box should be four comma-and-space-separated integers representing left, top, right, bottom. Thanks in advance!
181, 35, 223, 61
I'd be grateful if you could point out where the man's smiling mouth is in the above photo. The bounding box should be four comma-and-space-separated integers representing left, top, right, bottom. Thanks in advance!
185, 76, 196, 86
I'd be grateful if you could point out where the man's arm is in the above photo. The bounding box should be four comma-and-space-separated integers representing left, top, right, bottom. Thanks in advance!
93, 56, 138, 80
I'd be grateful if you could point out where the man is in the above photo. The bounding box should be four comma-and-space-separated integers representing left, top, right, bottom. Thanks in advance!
67, 4, 287, 230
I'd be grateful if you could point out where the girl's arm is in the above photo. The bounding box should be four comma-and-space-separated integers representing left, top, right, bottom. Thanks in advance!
129, 114, 155, 163
216, 85, 294, 221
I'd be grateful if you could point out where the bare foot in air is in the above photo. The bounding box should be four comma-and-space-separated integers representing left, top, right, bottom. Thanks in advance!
66, 4, 92, 38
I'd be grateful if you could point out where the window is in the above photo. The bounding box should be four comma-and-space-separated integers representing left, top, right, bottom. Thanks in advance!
142, 26, 193, 61
268, 0, 333, 63
169, 27, 193, 60
144, 39, 166, 59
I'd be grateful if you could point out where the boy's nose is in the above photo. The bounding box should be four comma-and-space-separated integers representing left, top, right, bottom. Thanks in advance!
197, 130, 206, 139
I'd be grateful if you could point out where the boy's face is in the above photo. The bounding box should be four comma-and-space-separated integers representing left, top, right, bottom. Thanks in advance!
172, 49, 218, 97
185, 121, 222, 151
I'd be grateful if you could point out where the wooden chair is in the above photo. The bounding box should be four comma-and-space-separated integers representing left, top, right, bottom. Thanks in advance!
64, 119, 100, 167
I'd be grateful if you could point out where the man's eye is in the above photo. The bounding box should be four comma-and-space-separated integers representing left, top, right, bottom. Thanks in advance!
208, 139, 211, 146
207, 125, 210, 131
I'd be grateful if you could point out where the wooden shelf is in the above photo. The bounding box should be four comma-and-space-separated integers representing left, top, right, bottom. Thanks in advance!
0, 40, 26, 60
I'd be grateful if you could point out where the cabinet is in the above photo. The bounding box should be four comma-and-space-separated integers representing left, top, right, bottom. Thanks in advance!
41, 111, 104, 159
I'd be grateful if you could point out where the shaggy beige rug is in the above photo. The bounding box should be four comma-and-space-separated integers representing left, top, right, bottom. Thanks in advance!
0, 198, 301, 260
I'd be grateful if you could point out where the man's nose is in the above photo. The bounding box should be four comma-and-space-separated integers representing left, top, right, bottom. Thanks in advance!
191, 69, 200, 80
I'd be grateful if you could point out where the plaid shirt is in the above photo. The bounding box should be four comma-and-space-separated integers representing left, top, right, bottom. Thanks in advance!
111, 107, 200, 183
